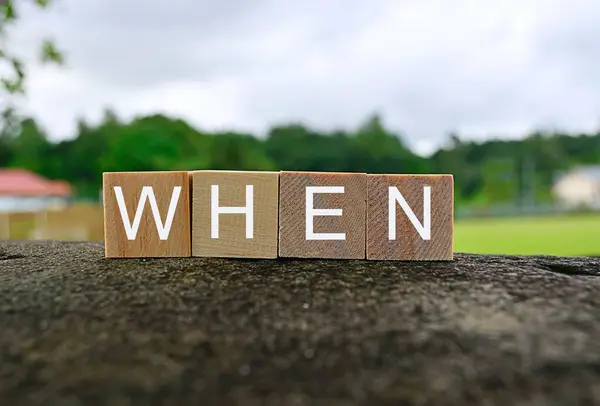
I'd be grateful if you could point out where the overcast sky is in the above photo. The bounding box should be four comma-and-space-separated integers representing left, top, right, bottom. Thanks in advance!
7, 0, 600, 155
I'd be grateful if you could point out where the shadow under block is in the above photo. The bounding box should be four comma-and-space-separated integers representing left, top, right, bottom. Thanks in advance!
278, 171, 367, 259
103, 171, 191, 258
191, 171, 279, 258
367, 174, 453, 261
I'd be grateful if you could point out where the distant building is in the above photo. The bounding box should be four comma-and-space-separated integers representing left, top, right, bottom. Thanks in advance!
0, 169, 73, 212
552, 165, 600, 210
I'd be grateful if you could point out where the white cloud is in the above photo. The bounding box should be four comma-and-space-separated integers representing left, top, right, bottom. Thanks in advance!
6, 0, 600, 155
126, 78, 251, 131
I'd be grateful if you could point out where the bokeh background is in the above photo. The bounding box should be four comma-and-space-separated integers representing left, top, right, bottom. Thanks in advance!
1, 0, 599, 256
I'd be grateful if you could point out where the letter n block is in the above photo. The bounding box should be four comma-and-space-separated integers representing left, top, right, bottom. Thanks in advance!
103, 171, 191, 258
279, 171, 366, 259
367, 174, 453, 260
191, 171, 279, 258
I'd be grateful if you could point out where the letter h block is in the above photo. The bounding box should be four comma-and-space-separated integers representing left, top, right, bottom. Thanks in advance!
278, 171, 367, 259
191, 171, 279, 258
367, 174, 453, 260
103, 171, 191, 258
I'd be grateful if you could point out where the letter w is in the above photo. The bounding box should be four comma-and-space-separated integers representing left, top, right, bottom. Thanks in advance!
113, 186, 182, 240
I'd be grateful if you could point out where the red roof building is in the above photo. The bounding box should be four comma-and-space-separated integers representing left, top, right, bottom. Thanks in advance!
0, 169, 72, 197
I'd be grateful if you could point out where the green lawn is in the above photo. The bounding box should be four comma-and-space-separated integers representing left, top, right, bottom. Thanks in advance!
454, 213, 600, 256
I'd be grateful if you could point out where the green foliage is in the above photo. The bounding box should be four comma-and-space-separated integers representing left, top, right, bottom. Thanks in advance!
350, 114, 429, 174
40, 39, 64, 64
266, 124, 355, 171
1, 0, 64, 133
263, 114, 430, 175
1, 111, 599, 204
210, 132, 275, 171
7, 117, 52, 174
101, 114, 212, 173
1, 0, 65, 174
481, 158, 517, 203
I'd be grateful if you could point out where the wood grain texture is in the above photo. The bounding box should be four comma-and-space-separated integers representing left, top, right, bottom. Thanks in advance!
278, 171, 366, 259
367, 174, 453, 260
103, 171, 191, 258
191, 171, 279, 258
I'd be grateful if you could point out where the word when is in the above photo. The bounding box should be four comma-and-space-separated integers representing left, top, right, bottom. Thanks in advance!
103, 171, 453, 260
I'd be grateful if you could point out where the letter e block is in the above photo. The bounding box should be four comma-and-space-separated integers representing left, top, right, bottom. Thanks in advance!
367, 174, 453, 260
191, 171, 279, 258
279, 171, 366, 259
103, 171, 191, 258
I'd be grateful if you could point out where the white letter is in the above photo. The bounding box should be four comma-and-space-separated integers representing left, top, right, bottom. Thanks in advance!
388, 186, 431, 240
305, 186, 345, 240
211, 185, 254, 239
114, 186, 182, 241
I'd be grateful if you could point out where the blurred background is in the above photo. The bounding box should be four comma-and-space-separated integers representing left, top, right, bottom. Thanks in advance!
0, 0, 599, 256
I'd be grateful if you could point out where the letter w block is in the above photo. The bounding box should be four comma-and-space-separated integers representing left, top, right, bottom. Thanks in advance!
103, 171, 191, 257
367, 174, 454, 260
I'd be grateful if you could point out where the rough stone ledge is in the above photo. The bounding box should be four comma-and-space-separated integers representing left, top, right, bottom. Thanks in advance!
0, 240, 599, 406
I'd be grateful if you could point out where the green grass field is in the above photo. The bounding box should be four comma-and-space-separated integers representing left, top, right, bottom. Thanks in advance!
455, 213, 600, 256
3, 207, 599, 257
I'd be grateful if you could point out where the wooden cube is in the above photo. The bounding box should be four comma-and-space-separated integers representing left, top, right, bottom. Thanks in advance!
103, 171, 191, 258
191, 171, 279, 258
278, 171, 366, 259
367, 174, 453, 260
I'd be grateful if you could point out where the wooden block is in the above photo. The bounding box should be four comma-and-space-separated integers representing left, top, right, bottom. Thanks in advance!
278, 171, 366, 259
367, 174, 453, 260
191, 171, 279, 258
103, 171, 191, 258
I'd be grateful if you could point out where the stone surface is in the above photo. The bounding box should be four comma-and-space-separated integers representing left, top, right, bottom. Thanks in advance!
0, 240, 599, 405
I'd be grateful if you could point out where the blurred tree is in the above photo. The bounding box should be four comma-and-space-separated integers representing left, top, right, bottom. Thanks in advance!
101, 114, 212, 173
1, 0, 64, 169
430, 133, 482, 204
265, 123, 354, 172
0, 0, 64, 95
519, 132, 565, 202
350, 113, 429, 174
209, 132, 276, 171
47, 114, 114, 198
481, 158, 517, 203
8, 117, 52, 174
557, 132, 600, 165
0, 107, 17, 166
